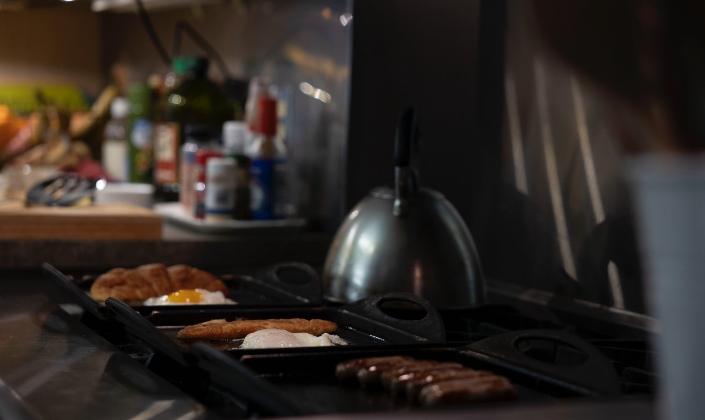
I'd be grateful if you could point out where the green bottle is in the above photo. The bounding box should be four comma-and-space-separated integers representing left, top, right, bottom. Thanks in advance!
153, 56, 234, 200
128, 83, 153, 183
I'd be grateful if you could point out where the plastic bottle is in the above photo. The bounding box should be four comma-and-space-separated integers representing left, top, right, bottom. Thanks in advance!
222, 121, 251, 219
193, 148, 223, 219
153, 56, 233, 201
127, 83, 153, 183
249, 96, 288, 220
205, 157, 237, 221
102, 97, 130, 181
179, 124, 219, 212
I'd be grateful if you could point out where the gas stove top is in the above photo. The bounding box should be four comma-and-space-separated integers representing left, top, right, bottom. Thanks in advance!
0, 265, 656, 419
94, 300, 655, 417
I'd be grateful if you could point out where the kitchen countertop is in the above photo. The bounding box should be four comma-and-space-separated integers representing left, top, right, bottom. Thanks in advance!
0, 224, 332, 270
0, 270, 656, 419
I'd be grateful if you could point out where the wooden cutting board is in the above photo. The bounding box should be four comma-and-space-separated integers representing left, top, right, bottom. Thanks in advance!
0, 201, 162, 240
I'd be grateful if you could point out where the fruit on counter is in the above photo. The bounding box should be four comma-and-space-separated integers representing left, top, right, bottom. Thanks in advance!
0, 105, 27, 156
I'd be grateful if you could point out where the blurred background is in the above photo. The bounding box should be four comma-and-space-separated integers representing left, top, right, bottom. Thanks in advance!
2, 0, 699, 322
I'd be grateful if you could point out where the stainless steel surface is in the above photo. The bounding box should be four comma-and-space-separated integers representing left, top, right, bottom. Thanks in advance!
323, 187, 484, 307
0, 276, 206, 420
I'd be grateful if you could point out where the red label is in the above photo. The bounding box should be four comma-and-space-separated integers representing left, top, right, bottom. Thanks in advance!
154, 122, 180, 184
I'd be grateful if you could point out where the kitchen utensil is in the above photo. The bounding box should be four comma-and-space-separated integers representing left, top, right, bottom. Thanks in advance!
323, 108, 484, 307
25, 173, 94, 207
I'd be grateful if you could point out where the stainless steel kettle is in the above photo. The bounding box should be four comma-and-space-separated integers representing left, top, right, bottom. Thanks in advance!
323, 108, 484, 307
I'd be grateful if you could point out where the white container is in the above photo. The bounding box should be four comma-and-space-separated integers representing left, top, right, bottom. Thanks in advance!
223, 120, 249, 156
102, 97, 130, 181
94, 181, 154, 208
629, 154, 705, 420
205, 157, 236, 220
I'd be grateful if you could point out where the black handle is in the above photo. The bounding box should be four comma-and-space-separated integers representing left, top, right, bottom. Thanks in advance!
259, 262, 322, 304
393, 108, 418, 217
42, 263, 105, 321
105, 298, 190, 366
342, 293, 446, 342
394, 107, 415, 168
466, 329, 621, 395
191, 342, 303, 417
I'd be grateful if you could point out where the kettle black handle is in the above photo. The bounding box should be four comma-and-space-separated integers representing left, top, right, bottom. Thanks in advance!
394, 108, 418, 217
394, 107, 415, 168
343, 292, 446, 342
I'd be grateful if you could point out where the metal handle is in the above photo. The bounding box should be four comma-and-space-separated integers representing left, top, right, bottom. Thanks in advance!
343, 292, 446, 342
191, 342, 303, 416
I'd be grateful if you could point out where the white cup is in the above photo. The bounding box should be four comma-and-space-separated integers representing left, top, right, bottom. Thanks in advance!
94, 181, 154, 209
629, 154, 705, 420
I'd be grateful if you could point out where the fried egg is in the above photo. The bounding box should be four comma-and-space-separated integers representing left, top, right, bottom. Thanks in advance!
240, 328, 348, 349
143, 289, 236, 305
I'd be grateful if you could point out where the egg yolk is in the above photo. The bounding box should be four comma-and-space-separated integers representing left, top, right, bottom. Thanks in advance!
167, 289, 203, 303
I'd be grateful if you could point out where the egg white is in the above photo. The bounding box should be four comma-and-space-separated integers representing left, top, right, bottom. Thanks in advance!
240, 328, 348, 349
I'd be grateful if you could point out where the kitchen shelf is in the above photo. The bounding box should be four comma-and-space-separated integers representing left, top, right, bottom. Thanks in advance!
92, 0, 221, 13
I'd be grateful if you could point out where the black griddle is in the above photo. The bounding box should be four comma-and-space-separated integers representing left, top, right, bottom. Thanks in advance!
47, 258, 652, 418
43, 261, 322, 316
190, 342, 596, 417
102, 293, 446, 366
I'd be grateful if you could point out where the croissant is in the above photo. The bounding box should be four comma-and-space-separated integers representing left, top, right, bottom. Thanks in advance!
90, 263, 228, 303
176, 318, 338, 340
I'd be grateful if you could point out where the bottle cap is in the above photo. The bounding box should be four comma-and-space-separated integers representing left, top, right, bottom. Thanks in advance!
172, 56, 209, 77
110, 97, 130, 119
257, 96, 277, 137
223, 121, 249, 155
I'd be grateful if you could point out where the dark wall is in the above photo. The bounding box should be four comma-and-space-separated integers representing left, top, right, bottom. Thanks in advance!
347, 0, 505, 257
347, 1, 646, 315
